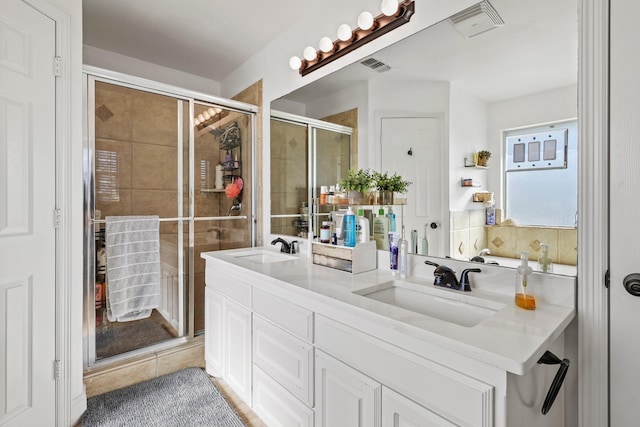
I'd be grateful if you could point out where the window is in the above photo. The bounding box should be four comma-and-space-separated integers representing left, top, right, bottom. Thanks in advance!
504, 120, 577, 227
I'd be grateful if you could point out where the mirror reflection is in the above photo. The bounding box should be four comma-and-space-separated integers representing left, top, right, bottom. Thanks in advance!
270, 0, 578, 276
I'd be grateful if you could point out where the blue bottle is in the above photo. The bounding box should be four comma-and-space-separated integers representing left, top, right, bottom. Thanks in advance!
343, 206, 357, 247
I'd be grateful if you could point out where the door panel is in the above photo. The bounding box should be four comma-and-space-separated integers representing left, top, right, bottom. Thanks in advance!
610, 0, 640, 424
0, 0, 56, 424
381, 117, 444, 256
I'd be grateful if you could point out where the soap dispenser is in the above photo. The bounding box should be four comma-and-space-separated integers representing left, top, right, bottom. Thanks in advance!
515, 251, 535, 310
343, 206, 357, 247
537, 243, 554, 273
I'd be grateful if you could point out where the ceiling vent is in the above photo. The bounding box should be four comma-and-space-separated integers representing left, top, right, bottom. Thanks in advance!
360, 57, 391, 73
449, 1, 504, 38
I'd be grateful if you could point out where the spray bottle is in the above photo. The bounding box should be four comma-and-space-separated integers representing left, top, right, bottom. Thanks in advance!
537, 243, 554, 273
515, 251, 535, 310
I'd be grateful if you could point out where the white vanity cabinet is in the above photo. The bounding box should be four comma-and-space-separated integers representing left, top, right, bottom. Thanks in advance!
204, 269, 252, 405
382, 386, 456, 427
315, 350, 381, 427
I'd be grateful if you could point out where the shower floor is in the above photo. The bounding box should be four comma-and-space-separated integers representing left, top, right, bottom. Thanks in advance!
96, 309, 178, 360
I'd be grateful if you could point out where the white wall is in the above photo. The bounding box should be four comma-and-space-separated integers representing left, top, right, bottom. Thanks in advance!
486, 84, 578, 209
83, 45, 221, 95
449, 84, 489, 212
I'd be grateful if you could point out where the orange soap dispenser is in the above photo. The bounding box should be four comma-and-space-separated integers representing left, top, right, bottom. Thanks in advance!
515, 251, 535, 310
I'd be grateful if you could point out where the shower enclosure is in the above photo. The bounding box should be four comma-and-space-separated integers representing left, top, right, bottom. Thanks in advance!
270, 111, 353, 239
83, 70, 256, 367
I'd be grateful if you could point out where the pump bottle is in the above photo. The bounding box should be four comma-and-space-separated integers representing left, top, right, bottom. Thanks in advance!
343, 206, 357, 247
515, 251, 535, 309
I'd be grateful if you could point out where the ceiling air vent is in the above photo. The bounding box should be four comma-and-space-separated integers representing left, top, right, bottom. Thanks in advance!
360, 57, 391, 73
449, 0, 504, 38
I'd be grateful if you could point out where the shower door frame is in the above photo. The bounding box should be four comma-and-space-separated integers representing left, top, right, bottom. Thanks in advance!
82, 67, 258, 368
270, 110, 353, 239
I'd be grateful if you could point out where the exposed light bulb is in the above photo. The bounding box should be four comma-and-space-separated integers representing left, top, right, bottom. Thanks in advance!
202, 111, 211, 120
303, 46, 317, 61
358, 11, 375, 30
381, 0, 399, 16
197, 114, 205, 122
207, 107, 216, 116
319, 36, 334, 53
194, 118, 200, 125
289, 56, 302, 70
214, 107, 222, 114
337, 24, 353, 42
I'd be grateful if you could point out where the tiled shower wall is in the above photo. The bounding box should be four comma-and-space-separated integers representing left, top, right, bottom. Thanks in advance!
450, 209, 578, 265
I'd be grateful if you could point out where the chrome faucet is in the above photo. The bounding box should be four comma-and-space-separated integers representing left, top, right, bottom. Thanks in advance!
424, 260, 481, 291
271, 237, 298, 254
476, 248, 491, 257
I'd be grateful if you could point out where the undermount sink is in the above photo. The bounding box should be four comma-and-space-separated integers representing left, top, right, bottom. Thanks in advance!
230, 250, 297, 264
354, 280, 504, 327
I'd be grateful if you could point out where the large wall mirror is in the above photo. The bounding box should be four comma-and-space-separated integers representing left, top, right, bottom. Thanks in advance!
270, 0, 578, 276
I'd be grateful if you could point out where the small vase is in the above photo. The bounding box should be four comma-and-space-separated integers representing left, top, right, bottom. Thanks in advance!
347, 190, 364, 204
477, 156, 488, 167
379, 190, 394, 205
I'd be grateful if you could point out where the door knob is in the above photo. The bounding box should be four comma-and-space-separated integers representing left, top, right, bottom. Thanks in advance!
623, 273, 640, 297
429, 222, 438, 229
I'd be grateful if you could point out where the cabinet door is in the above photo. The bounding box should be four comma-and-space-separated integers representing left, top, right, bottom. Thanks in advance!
205, 287, 225, 377
225, 298, 252, 405
382, 386, 455, 427
315, 350, 380, 427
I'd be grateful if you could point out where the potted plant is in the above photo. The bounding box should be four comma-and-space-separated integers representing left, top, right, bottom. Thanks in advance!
476, 150, 492, 167
373, 171, 411, 204
339, 168, 374, 201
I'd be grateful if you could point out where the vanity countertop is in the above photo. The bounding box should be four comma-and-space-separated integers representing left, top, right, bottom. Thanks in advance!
202, 246, 575, 375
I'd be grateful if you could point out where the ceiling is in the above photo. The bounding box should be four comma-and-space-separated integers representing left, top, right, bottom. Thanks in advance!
83, 0, 578, 103
83, 0, 326, 82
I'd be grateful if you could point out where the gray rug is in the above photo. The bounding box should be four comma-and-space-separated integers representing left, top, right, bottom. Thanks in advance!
82, 368, 246, 426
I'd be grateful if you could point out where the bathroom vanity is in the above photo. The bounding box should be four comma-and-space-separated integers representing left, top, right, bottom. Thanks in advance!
202, 247, 575, 427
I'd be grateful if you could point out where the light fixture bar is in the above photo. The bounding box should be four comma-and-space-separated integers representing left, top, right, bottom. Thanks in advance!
299, 0, 415, 76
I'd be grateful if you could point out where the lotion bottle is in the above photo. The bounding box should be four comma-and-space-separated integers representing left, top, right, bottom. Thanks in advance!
356, 208, 370, 243
373, 208, 389, 250
515, 251, 535, 310
399, 225, 408, 279
343, 206, 357, 247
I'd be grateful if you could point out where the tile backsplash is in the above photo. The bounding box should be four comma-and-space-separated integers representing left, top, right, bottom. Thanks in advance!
450, 209, 577, 266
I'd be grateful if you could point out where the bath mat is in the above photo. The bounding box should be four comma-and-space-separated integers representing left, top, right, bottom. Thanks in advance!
95, 310, 176, 359
82, 368, 246, 427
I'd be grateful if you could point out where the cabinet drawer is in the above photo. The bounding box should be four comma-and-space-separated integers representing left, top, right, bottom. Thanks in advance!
253, 287, 313, 342
315, 315, 494, 427
253, 316, 314, 406
382, 386, 455, 427
253, 366, 314, 427
205, 268, 251, 308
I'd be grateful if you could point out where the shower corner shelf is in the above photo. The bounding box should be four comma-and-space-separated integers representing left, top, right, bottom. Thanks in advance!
201, 188, 225, 194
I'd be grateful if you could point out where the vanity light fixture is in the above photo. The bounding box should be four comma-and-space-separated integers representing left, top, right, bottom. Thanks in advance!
289, 0, 415, 76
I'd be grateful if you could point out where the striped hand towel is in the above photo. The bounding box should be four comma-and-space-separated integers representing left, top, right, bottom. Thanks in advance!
105, 216, 161, 322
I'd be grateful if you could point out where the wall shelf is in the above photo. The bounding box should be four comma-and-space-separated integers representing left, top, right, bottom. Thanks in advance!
464, 157, 490, 169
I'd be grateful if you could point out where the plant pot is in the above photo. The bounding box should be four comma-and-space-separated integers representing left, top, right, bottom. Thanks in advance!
347, 190, 364, 204
477, 156, 488, 167
379, 190, 394, 205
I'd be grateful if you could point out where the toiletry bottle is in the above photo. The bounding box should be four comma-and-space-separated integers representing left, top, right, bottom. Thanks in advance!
373, 208, 390, 250
388, 207, 396, 232
537, 243, 554, 273
356, 208, 370, 243
422, 224, 429, 255
320, 186, 328, 205
486, 207, 496, 225
343, 206, 357, 247
320, 221, 331, 243
389, 232, 400, 275
399, 225, 408, 279
515, 251, 535, 310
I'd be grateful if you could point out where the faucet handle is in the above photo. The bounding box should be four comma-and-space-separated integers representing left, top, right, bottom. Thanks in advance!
459, 268, 482, 291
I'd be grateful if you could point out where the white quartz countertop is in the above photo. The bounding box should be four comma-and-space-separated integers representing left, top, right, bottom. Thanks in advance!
202, 246, 576, 375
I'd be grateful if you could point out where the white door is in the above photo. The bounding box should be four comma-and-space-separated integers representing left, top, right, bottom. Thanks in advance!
381, 117, 445, 256
0, 0, 57, 425
609, 0, 640, 424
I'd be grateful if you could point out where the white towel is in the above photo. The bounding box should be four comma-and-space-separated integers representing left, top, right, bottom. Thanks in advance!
105, 216, 161, 322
